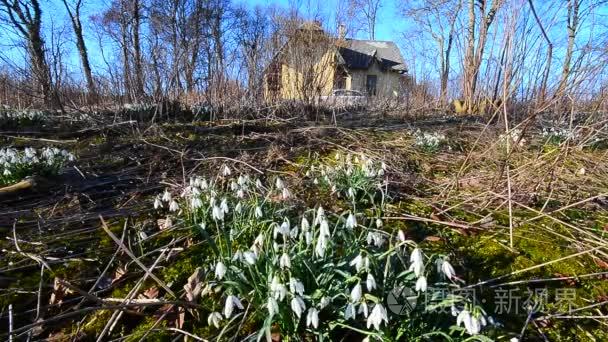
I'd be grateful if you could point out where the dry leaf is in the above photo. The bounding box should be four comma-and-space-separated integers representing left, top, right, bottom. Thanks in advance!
184, 267, 204, 302
112, 266, 127, 284
158, 216, 172, 230
424, 236, 441, 242
49, 278, 74, 306
139, 286, 159, 300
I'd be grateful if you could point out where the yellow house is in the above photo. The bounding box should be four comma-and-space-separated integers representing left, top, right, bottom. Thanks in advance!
264, 22, 407, 101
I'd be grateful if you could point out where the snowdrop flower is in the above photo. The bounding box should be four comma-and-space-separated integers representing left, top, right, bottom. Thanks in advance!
275, 177, 284, 190
348, 187, 356, 198
409, 248, 424, 277
212, 205, 224, 221
243, 251, 257, 265
319, 218, 330, 236
232, 250, 243, 262
349, 254, 369, 272
169, 200, 179, 212
306, 308, 319, 328
397, 230, 406, 242
255, 179, 263, 189
305, 231, 313, 245
367, 304, 388, 330
191, 197, 203, 209
220, 198, 229, 214
457, 309, 480, 335
162, 190, 172, 202
282, 187, 291, 200
237, 175, 246, 186
350, 283, 362, 302
224, 295, 244, 319
366, 232, 385, 247
314, 206, 325, 226
301, 217, 310, 231
346, 212, 357, 229
366, 273, 376, 291
234, 202, 242, 214
200, 178, 209, 189
315, 232, 328, 257
3, 169, 11, 176
289, 277, 305, 296
319, 296, 331, 309
344, 303, 356, 320
270, 276, 287, 301
415, 276, 427, 292
215, 261, 227, 280
254, 206, 263, 218
442, 260, 456, 280
221, 164, 231, 176
358, 301, 369, 318
451, 305, 459, 317
207, 312, 222, 328
236, 189, 244, 198
267, 297, 279, 317
290, 296, 306, 318
153, 197, 162, 209
375, 218, 383, 228
273, 220, 290, 239
279, 253, 291, 269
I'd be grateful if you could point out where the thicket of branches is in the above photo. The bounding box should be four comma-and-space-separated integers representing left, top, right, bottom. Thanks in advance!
0, 0, 607, 118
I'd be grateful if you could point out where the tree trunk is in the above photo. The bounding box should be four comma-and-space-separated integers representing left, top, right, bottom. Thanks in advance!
556, 0, 579, 96
61, 0, 97, 102
132, 0, 145, 99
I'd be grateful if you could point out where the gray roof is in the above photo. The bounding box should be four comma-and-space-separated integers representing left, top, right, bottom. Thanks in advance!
337, 39, 407, 73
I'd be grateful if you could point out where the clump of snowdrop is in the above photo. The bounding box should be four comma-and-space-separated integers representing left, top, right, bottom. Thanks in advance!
0, 108, 48, 126
498, 128, 526, 148
0, 147, 75, 185
152, 160, 490, 340
413, 130, 447, 152
541, 126, 579, 144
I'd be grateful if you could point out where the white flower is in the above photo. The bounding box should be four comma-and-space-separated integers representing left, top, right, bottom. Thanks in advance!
162, 190, 172, 202
275, 177, 284, 190
451, 305, 459, 317
314, 206, 325, 226
305, 231, 313, 245
215, 261, 227, 280
289, 277, 305, 296
344, 302, 356, 320
153, 197, 162, 209
350, 254, 368, 272
267, 297, 279, 317
300, 217, 310, 231
207, 311, 222, 328
255, 206, 263, 218
320, 218, 330, 236
510, 338, 519, 342
290, 296, 306, 318
232, 250, 243, 262
366, 231, 385, 247
409, 248, 424, 277
220, 198, 229, 214
282, 187, 291, 200
191, 197, 203, 209
442, 260, 456, 279
350, 283, 362, 302
237, 175, 246, 186
169, 200, 179, 212
346, 213, 357, 229
366, 304, 388, 330
415, 276, 427, 292
279, 253, 291, 269
366, 273, 376, 291
397, 230, 406, 242
255, 179, 263, 189
224, 295, 244, 318
306, 308, 319, 328
3, 169, 11, 176
270, 276, 287, 301
273, 220, 290, 239
457, 309, 471, 331
243, 251, 257, 265
221, 164, 231, 176
348, 187, 356, 198
315, 233, 328, 257
320, 296, 331, 309
212, 205, 224, 221
235, 202, 242, 214
358, 301, 369, 318
375, 218, 383, 228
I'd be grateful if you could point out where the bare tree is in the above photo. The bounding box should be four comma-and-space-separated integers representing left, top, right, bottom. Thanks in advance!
403, 0, 463, 107
555, 0, 580, 96
0, 0, 60, 108
61, 0, 96, 101
348, 0, 381, 40
462, 0, 505, 113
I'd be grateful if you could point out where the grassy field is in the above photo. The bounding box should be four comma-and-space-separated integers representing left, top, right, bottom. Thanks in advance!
1, 109, 607, 341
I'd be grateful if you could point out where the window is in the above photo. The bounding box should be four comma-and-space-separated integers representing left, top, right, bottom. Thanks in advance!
366, 75, 377, 96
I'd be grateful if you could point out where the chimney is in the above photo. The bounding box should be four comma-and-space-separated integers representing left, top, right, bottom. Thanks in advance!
338, 24, 346, 40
